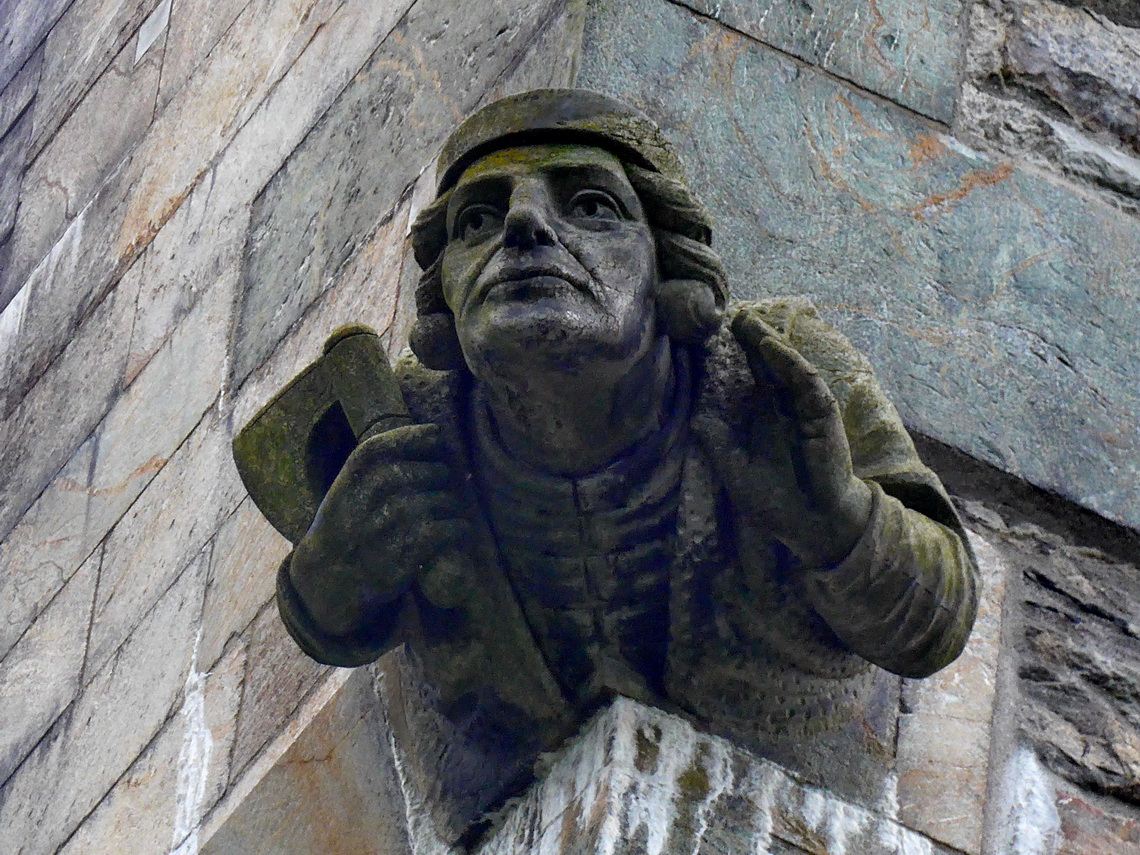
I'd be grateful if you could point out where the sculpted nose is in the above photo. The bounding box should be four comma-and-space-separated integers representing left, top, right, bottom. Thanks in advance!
503, 202, 556, 251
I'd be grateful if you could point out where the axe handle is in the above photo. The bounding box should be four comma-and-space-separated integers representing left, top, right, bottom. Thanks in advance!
323, 326, 412, 443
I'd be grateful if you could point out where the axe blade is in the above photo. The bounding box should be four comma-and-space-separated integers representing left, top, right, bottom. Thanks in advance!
232, 327, 409, 544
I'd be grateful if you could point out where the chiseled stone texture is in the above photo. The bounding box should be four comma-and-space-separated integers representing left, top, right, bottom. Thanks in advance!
679, 0, 965, 122
477, 697, 958, 855
29, 0, 166, 160
0, 550, 207, 855
960, 0, 1140, 211
578, 0, 1140, 533
0, 0, 72, 95
896, 531, 1010, 854
232, 0, 577, 385
56, 639, 245, 855
1006, 515, 1140, 804
201, 667, 411, 855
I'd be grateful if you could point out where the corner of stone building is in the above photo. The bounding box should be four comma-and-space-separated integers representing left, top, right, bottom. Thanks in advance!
2, 0, 1139, 853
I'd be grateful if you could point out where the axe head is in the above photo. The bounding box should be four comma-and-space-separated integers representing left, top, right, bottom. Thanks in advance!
232, 326, 410, 544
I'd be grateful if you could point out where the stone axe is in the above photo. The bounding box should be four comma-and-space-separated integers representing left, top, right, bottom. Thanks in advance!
232, 325, 411, 545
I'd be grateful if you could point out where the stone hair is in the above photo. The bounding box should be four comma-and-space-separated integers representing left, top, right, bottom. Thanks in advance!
408, 162, 730, 370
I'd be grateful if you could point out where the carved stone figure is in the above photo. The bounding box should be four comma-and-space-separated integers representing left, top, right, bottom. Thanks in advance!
234, 89, 979, 824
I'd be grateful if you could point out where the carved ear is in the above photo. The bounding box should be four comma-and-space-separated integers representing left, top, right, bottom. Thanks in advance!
654, 278, 725, 344
409, 313, 467, 371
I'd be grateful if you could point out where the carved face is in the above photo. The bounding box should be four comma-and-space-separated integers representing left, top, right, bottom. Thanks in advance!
441, 144, 658, 377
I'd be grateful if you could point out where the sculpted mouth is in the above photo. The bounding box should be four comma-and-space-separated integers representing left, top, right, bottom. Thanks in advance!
480, 265, 590, 301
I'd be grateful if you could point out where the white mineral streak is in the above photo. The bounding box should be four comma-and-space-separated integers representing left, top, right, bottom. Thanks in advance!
170, 631, 212, 855
379, 668, 458, 855
995, 745, 1062, 855
0, 284, 30, 383
744, 764, 780, 854
0, 206, 85, 385
478, 699, 950, 854
590, 700, 735, 855
137, 0, 173, 64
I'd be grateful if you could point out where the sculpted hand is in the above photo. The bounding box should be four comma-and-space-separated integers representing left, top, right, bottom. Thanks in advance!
289, 423, 470, 636
694, 309, 873, 567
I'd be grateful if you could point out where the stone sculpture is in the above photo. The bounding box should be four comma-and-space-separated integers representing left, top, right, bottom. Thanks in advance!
233, 89, 979, 827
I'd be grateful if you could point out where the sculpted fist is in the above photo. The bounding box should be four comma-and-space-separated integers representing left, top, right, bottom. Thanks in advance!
695, 309, 873, 568
289, 423, 470, 636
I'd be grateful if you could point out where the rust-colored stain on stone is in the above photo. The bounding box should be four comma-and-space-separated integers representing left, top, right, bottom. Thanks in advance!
906, 162, 1015, 220
908, 133, 945, 167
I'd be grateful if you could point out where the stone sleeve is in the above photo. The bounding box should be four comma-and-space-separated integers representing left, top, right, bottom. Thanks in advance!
772, 300, 980, 677
276, 554, 405, 667
802, 482, 978, 677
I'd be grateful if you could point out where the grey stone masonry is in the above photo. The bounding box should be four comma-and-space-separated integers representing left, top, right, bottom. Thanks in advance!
1, 0, 1139, 852
578, 0, 1140, 533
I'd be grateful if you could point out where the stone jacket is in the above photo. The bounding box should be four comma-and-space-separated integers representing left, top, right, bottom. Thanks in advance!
278, 298, 979, 797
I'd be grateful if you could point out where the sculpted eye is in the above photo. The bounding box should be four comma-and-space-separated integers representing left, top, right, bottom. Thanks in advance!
454, 205, 503, 241
568, 190, 622, 222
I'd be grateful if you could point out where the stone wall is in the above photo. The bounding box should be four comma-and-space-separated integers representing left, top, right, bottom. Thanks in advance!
0, 0, 1137, 853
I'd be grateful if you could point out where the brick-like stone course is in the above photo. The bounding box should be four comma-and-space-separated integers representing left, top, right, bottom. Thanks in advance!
0, 45, 42, 143
2, 0, 1138, 851
201, 668, 411, 855
9, 18, 165, 307
29, 0, 165, 161
960, 0, 1140, 212
0, 0, 73, 95
0, 550, 207, 855
0, 553, 97, 786
679, 0, 966, 123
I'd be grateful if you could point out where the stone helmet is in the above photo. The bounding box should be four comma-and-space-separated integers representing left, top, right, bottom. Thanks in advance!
409, 89, 729, 370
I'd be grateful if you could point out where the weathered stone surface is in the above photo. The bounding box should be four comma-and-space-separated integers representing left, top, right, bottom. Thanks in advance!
1052, 0, 1140, 27
202, 668, 411, 855
127, 0, 416, 389
0, 0, 392, 446
960, 0, 1140, 212
229, 603, 331, 780
897, 531, 1010, 853
0, 43, 41, 143
232, 195, 413, 429
0, 0, 72, 94
86, 408, 245, 679
200, 499, 289, 668
680, 0, 965, 122
1053, 777, 1140, 855
157, 0, 246, 109
232, 0, 574, 384
1003, 1, 1138, 155
0, 262, 228, 661
0, 97, 32, 245
957, 81, 1140, 215
1012, 518, 1140, 804
30, 0, 164, 159
0, 551, 206, 855
0, 443, 95, 661
56, 639, 244, 855
4, 25, 163, 350
477, 697, 956, 855
578, 0, 1140, 532
0, 553, 96, 785
0, 263, 139, 548
988, 741, 1140, 855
